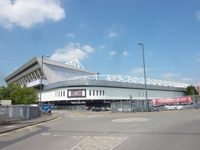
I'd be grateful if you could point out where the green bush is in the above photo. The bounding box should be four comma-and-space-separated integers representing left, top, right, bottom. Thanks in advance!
0, 84, 37, 104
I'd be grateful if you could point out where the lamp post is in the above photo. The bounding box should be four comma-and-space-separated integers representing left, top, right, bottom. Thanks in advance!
39, 55, 49, 105
138, 43, 148, 111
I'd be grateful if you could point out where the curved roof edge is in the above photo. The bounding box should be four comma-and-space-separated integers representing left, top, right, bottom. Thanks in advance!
43, 79, 186, 92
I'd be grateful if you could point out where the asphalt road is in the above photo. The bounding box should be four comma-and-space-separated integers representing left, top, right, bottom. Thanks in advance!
1, 110, 200, 150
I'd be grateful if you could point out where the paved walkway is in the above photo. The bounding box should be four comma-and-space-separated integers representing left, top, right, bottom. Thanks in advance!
0, 114, 57, 134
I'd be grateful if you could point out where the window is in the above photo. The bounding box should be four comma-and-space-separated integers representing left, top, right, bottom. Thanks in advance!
100, 90, 102, 96
63, 91, 65, 97
93, 90, 95, 96
102, 90, 105, 96
89, 90, 91, 96
96, 90, 98, 96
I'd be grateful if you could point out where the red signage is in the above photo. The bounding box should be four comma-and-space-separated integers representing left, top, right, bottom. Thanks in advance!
151, 96, 192, 106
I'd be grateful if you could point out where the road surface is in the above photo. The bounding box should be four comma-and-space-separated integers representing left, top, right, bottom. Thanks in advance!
1, 110, 200, 150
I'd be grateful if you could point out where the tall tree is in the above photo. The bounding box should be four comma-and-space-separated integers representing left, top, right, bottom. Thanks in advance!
185, 85, 198, 95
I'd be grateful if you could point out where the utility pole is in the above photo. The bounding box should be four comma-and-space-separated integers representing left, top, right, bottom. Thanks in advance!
138, 43, 149, 111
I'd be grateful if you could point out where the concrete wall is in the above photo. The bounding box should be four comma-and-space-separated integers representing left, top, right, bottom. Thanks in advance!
0, 105, 41, 123
0, 100, 12, 105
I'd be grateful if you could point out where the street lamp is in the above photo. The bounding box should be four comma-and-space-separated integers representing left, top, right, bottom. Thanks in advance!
138, 43, 148, 111
39, 55, 49, 105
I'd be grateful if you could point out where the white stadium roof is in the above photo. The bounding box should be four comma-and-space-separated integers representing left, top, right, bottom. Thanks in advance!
67, 75, 190, 88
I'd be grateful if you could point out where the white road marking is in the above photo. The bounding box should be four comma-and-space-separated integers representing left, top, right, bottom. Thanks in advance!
72, 136, 83, 139
5, 125, 16, 128
112, 117, 150, 123
53, 134, 61, 137
71, 136, 127, 150
41, 132, 51, 136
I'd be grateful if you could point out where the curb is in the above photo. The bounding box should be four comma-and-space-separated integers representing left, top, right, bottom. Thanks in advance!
0, 115, 58, 134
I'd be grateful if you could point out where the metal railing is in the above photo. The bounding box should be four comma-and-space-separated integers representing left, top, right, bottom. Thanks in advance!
111, 100, 150, 112
67, 75, 190, 88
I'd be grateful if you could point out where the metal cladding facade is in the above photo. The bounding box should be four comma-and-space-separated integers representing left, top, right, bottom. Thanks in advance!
41, 79, 187, 102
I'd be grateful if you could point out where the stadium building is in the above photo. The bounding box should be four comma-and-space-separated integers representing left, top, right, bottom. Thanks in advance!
5, 57, 190, 107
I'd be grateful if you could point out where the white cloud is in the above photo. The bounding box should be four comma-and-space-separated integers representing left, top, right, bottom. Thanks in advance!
82, 45, 94, 53
131, 67, 162, 76
0, 0, 65, 28
109, 50, 117, 56
161, 72, 180, 80
196, 10, 200, 21
131, 67, 144, 75
98, 45, 106, 50
50, 42, 95, 62
80, 23, 87, 28
108, 50, 117, 59
181, 78, 192, 82
107, 21, 120, 39
108, 31, 118, 38
122, 51, 128, 56
66, 33, 75, 38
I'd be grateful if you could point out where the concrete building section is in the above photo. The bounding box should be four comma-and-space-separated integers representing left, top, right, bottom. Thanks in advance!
196, 86, 200, 95
5, 57, 95, 88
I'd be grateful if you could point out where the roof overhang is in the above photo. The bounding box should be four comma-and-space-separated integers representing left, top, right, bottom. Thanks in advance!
43, 79, 186, 92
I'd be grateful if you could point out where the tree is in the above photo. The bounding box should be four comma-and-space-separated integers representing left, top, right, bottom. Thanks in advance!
0, 85, 13, 99
0, 84, 37, 104
185, 85, 198, 95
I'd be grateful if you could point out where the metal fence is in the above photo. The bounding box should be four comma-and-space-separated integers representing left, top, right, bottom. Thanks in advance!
0, 105, 41, 123
53, 105, 86, 111
111, 96, 200, 113
192, 95, 200, 107
111, 100, 150, 112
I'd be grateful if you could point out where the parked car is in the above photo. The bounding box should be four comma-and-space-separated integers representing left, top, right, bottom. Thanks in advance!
164, 105, 176, 110
117, 107, 132, 112
91, 107, 101, 112
40, 104, 53, 113
164, 105, 183, 110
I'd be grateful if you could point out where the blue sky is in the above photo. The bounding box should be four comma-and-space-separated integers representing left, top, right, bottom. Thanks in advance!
0, 0, 200, 85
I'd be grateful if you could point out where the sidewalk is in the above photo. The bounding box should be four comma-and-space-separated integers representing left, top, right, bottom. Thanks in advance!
0, 114, 58, 134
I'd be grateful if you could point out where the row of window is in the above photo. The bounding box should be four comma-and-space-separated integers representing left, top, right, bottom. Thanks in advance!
89, 90, 105, 96
55, 90, 147, 98
55, 90, 66, 97
55, 89, 105, 97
